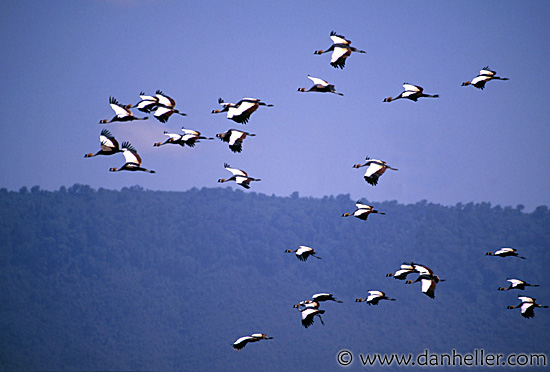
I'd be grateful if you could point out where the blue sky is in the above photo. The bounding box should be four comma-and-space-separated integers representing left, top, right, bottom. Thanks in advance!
1, 0, 549, 210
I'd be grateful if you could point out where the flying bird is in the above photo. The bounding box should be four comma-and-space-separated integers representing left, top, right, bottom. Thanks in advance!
486, 247, 526, 259
342, 201, 385, 221
314, 31, 366, 69
386, 262, 418, 280
353, 157, 398, 186
285, 246, 322, 262
383, 83, 439, 102
405, 264, 445, 299
154, 128, 213, 148
100, 96, 148, 124
232, 333, 273, 350
216, 129, 255, 153
297, 75, 343, 95
498, 278, 539, 291
84, 129, 122, 157
507, 296, 548, 319
462, 67, 509, 90
109, 142, 155, 173
355, 290, 396, 306
218, 163, 261, 189
212, 98, 273, 124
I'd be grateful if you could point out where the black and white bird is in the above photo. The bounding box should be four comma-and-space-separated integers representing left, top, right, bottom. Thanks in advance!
311, 293, 343, 303
109, 142, 155, 173
486, 247, 526, 259
498, 278, 540, 291
212, 98, 273, 124
216, 129, 255, 153
507, 296, 548, 319
84, 129, 122, 158
133, 92, 159, 113
297, 75, 343, 95
314, 31, 366, 69
462, 67, 509, 90
383, 83, 439, 102
153, 128, 213, 148
285, 246, 321, 262
353, 157, 398, 186
386, 262, 417, 281
218, 163, 261, 189
405, 264, 445, 299
342, 201, 385, 221
100, 96, 148, 124
300, 308, 325, 328
232, 333, 273, 350
355, 290, 396, 306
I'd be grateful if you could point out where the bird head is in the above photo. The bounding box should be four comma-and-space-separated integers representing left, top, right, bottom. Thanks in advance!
212, 109, 221, 114
405, 280, 413, 284
497, 287, 506, 291
352, 164, 362, 168
383, 97, 393, 102
342, 213, 350, 217
507, 305, 515, 309
386, 273, 394, 277
217, 178, 226, 183
284, 249, 293, 253
84, 153, 94, 158
109, 167, 117, 172
314, 50, 323, 55
297, 88, 306, 92
461, 81, 471, 86
355, 298, 364, 302
485, 251, 493, 256
99, 119, 108, 124
153, 142, 162, 147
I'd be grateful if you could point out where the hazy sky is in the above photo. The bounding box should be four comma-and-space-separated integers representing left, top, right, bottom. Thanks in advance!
1, 0, 549, 210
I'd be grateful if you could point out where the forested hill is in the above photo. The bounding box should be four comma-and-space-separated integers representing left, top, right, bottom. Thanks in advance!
1, 185, 549, 371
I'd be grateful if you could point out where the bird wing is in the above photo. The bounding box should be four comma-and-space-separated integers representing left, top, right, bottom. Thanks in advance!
520, 302, 535, 318
154, 107, 174, 121
355, 201, 373, 210
421, 278, 436, 298
100, 130, 118, 150
156, 91, 176, 107
330, 31, 350, 45
413, 264, 433, 275
518, 296, 535, 303
364, 162, 385, 178
164, 132, 182, 141
122, 147, 141, 165
228, 130, 245, 145
403, 83, 422, 93
232, 336, 252, 350
507, 279, 524, 286
110, 102, 132, 118
330, 46, 350, 63
225, 164, 248, 177
479, 67, 496, 76
307, 75, 329, 87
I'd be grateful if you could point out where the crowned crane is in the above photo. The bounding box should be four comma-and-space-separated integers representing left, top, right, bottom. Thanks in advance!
298, 75, 343, 95
507, 296, 548, 319
100, 96, 148, 124
218, 163, 261, 189
154, 127, 213, 148
405, 264, 445, 299
300, 308, 325, 328
312, 293, 343, 303
462, 66, 509, 90
486, 247, 526, 259
294, 300, 320, 310
216, 129, 255, 153
84, 129, 122, 157
314, 31, 366, 69
133, 92, 159, 113
386, 262, 417, 280
150, 90, 187, 123
232, 333, 273, 350
109, 142, 155, 173
355, 290, 396, 306
212, 98, 273, 124
353, 157, 398, 186
383, 83, 439, 102
342, 201, 385, 221
285, 246, 321, 262
498, 278, 539, 291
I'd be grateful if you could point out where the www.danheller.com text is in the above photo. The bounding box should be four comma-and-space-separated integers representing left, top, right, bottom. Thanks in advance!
336, 349, 547, 367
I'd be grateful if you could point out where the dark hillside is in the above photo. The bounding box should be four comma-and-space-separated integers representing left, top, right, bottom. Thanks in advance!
1, 185, 549, 371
